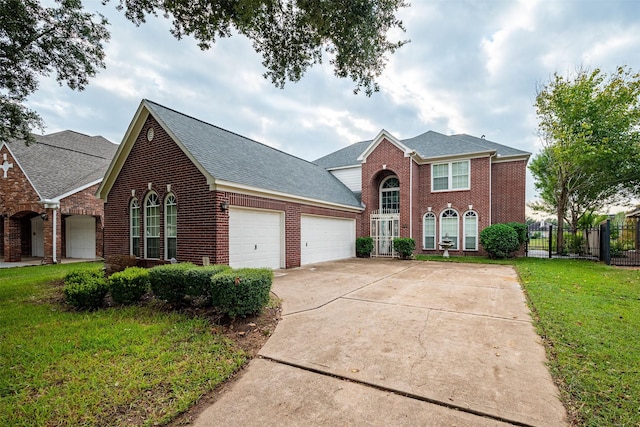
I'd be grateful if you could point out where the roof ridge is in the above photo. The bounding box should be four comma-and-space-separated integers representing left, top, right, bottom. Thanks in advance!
33, 140, 112, 160
145, 99, 324, 168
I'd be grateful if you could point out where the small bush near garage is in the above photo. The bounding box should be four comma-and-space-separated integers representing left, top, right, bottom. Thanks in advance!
184, 265, 232, 305
505, 222, 528, 246
211, 268, 273, 317
480, 224, 520, 258
356, 236, 374, 257
109, 267, 150, 305
393, 237, 416, 259
63, 270, 109, 309
148, 263, 195, 304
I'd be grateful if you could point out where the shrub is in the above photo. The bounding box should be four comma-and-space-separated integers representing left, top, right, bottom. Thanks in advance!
480, 224, 520, 259
356, 236, 374, 257
505, 222, 528, 246
566, 234, 585, 255
211, 268, 273, 317
109, 267, 150, 305
184, 265, 232, 305
63, 270, 109, 310
393, 238, 415, 260
148, 263, 195, 304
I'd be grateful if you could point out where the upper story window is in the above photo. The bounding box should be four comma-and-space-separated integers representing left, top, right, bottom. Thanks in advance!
165, 193, 177, 260
380, 176, 400, 213
145, 192, 160, 259
432, 160, 470, 191
130, 198, 140, 257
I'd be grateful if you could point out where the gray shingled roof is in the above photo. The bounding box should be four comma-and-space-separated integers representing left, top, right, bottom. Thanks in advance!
7, 131, 117, 199
314, 130, 530, 168
146, 100, 362, 209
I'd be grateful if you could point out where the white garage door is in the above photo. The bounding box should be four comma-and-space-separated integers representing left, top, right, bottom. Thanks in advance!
66, 215, 96, 259
301, 215, 355, 265
229, 208, 283, 269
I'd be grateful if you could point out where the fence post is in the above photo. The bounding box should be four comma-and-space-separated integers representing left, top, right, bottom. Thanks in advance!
548, 224, 553, 258
600, 220, 611, 265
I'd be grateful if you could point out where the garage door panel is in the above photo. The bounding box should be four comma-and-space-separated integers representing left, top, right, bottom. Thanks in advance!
66, 215, 96, 259
229, 208, 283, 269
301, 215, 355, 265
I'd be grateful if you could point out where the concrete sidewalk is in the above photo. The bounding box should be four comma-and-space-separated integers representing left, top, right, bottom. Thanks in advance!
194, 259, 567, 427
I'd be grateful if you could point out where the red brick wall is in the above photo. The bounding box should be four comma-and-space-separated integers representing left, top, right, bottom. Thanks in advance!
491, 160, 527, 224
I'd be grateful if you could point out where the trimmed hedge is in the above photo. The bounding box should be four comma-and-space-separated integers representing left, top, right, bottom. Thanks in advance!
108, 267, 150, 305
63, 270, 109, 310
211, 268, 273, 317
148, 263, 195, 304
505, 222, 528, 246
393, 237, 416, 259
480, 224, 519, 259
184, 265, 232, 305
356, 236, 374, 257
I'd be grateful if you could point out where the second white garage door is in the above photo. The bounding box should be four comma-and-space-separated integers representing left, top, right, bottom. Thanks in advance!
301, 215, 355, 265
65, 215, 96, 259
229, 208, 284, 269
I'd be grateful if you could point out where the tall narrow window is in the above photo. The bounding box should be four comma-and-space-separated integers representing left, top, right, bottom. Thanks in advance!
440, 209, 459, 250
165, 193, 177, 260
423, 212, 436, 249
380, 176, 400, 213
145, 192, 160, 259
464, 211, 478, 251
130, 198, 140, 257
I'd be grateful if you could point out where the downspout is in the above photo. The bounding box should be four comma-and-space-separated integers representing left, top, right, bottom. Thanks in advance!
52, 209, 57, 263
409, 155, 413, 238
489, 153, 496, 225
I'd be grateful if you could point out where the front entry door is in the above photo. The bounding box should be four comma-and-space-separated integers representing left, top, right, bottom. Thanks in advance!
31, 216, 44, 257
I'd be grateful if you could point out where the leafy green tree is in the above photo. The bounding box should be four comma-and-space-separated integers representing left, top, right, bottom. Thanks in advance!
108, 0, 409, 95
0, 0, 110, 144
530, 67, 640, 252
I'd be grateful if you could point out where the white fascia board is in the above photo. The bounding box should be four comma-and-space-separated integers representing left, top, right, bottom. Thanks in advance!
213, 179, 363, 213
325, 164, 361, 171
414, 150, 495, 164
55, 178, 103, 202
357, 129, 412, 163
1, 142, 43, 200
491, 153, 531, 163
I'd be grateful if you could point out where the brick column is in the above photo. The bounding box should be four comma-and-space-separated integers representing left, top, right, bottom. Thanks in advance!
4, 216, 22, 262
213, 192, 229, 265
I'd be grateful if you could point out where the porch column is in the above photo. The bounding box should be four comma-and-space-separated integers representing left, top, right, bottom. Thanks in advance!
4, 216, 22, 262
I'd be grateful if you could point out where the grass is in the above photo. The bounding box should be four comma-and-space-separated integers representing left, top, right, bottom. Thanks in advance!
0, 263, 247, 426
417, 254, 640, 426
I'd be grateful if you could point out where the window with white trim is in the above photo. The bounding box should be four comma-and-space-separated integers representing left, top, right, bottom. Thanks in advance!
380, 176, 400, 213
463, 211, 478, 251
165, 193, 177, 260
423, 212, 436, 249
145, 192, 160, 259
130, 198, 140, 257
440, 209, 459, 250
431, 160, 469, 191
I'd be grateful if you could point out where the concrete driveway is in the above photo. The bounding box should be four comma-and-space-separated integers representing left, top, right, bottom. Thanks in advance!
194, 258, 567, 427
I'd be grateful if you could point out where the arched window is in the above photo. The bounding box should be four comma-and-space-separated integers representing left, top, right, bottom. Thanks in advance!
165, 193, 177, 260
144, 192, 160, 259
380, 176, 400, 213
440, 209, 459, 250
423, 212, 436, 249
464, 211, 478, 251
130, 198, 140, 257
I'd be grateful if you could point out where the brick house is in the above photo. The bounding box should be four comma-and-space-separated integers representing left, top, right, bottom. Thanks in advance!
97, 100, 529, 268
0, 131, 117, 263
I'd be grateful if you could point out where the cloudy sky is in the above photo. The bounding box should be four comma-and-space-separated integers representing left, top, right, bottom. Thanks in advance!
26, 0, 640, 206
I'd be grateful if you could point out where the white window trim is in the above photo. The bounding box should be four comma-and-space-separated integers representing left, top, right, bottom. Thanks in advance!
431, 160, 471, 192
164, 193, 177, 260
423, 212, 436, 250
379, 175, 400, 213
440, 208, 459, 250
144, 192, 160, 259
463, 210, 478, 251
130, 198, 140, 257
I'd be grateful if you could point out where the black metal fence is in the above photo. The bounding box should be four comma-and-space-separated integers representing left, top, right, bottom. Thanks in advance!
526, 219, 640, 266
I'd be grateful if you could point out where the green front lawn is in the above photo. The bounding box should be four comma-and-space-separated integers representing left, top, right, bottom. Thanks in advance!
0, 263, 246, 426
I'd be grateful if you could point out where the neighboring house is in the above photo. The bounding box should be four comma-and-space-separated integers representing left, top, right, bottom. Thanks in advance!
97, 99, 530, 269
0, 131, 118, 264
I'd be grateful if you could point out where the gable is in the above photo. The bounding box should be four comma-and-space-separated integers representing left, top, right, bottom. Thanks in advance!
357, 129, 413, 163
0, 144, 41, 212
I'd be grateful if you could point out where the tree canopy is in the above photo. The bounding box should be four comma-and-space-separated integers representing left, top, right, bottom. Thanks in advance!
530, 66, 640, 250
1, 0, 408, 143
0, 0, 110, 144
